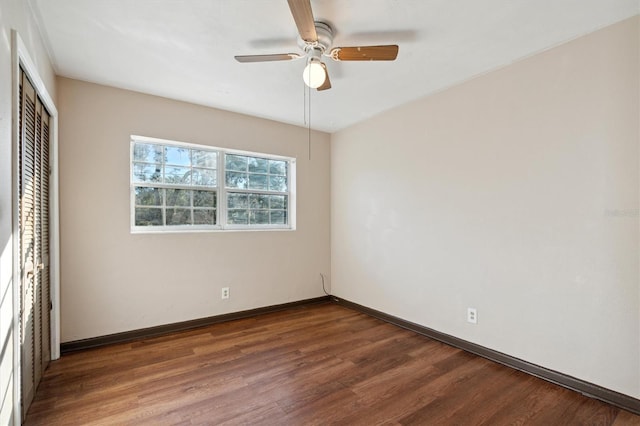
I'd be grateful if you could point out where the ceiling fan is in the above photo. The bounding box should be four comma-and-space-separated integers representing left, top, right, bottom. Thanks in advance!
234, 0, 399, 91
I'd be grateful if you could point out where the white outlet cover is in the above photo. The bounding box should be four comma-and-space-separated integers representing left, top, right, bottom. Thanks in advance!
467, 308, 478, 324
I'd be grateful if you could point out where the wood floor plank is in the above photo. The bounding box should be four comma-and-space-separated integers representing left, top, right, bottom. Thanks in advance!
25, 303, 640, 425
613, 409, 640, 425
333, 352, 488, 424
398, 361, 536, 424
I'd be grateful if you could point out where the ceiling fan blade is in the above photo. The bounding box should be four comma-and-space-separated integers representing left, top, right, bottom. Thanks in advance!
330, 45, 399, 61
287, 0, 317, 43
235, 53, 302, 63
317, 63, 331, 91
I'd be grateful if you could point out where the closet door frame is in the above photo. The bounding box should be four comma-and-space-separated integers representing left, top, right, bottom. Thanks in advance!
11, 30, 60, 423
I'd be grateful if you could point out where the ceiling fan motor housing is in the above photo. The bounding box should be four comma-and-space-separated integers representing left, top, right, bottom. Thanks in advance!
298, 21, 334, 54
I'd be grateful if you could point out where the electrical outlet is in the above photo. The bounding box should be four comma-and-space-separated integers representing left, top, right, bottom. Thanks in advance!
467, 308, 477, 324
221, 287, 230, 300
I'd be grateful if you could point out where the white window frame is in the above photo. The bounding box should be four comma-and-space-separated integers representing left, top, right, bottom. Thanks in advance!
130, 135, 296, 233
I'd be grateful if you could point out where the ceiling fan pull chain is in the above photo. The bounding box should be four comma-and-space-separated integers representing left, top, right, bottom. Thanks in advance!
308, 83, 312, 161
303, 79, 307, 126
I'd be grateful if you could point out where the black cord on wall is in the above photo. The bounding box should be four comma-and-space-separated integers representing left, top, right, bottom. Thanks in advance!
320, 273, 329, 296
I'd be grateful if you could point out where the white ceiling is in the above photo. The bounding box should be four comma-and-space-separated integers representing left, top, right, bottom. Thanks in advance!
31, 0, 638, 133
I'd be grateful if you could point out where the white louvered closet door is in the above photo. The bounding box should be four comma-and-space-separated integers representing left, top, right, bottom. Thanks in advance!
18, 67, 52, 419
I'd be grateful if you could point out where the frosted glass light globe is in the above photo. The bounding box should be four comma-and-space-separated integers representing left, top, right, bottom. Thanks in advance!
302, 59, 326, 89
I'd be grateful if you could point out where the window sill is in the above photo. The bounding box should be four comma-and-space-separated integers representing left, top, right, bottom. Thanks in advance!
130, 226, 295, 234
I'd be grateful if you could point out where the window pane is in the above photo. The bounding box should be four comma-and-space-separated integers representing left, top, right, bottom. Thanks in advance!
193, 150, 216, 168
228, 209, 248, 224
135, 187, 162, 206
226, 154, 247, 171
136, 208, 163, 226
194, 209, 216, 225
248, 157, 268, 173
165, 146, 191, 166
192, 168, 216, 186
166, 208, 191, 225
250, 210, 270, 224
228, 193, 248, 209
194, 190, 216, 208
248, 174, 268, 190
133, 163, 162, 183
132, 139, 292, 231
165, 166, 192, 184
269, 160, 286, 176
226, 171, 248, 189
269, 175, 287, 192
134, 143, 163, 163
249, 194, 269, 209
270, 210, 286, 225
166, 189, 191, 207
270, 195, 286, 209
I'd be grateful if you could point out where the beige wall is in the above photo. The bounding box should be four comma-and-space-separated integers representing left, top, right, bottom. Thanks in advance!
331, 16, 639, 398
57, 78, 331, 342
0, 0, 57, 423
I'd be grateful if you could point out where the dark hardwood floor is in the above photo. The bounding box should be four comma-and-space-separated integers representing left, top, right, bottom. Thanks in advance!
26, 303, 640, 425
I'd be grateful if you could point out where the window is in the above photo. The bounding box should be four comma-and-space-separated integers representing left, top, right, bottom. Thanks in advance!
131, 136, 295, 232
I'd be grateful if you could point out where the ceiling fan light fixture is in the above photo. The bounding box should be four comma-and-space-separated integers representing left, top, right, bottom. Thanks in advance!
302, 57, 326, 89
234, 1, 399, 92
